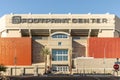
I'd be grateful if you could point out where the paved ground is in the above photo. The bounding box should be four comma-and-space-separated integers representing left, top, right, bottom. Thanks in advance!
9, 76, 119, 80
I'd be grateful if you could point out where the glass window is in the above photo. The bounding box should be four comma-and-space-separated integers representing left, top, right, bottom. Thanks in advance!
58, 42, 62, 46
52, 49, 68, 61
52, 33, 68, 38
72, 36, 87, 40
63, 56, 68, 61
52, 65, 68, 72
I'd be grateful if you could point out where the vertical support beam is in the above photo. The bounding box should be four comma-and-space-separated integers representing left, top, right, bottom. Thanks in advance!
19, 29, 22, 37
48, 29, 51, 68
34, 65, 38, 76
29, 29, 32, 38
8, 67, 12, 76
69, 29, 71, 35
88, 29, 91, 38
69, 49, 72, 74
99, 29, 102, 33
0, 32, 1, 37
69, 29, 72, 74
48, 29, 51, 41
49, 29, 51, 36
21, 67, 25, 76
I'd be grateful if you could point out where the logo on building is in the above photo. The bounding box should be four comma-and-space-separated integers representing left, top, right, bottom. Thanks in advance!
12, 16, 21, 24
12, 16, 108, 24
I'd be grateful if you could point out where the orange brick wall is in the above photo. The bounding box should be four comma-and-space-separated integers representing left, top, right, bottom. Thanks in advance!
88, 38, 120, 58
0, 38, 31, 66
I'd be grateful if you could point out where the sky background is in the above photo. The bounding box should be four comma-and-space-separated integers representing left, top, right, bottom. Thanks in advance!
0, 0, 120, 17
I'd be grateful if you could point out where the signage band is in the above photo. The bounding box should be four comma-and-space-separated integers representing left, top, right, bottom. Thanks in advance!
12, 16, 108, 24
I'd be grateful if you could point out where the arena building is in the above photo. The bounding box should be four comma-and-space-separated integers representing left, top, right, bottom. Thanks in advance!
0, 13, 120, 75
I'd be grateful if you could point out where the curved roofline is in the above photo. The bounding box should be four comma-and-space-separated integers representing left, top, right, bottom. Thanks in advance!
50, 31, 70, 36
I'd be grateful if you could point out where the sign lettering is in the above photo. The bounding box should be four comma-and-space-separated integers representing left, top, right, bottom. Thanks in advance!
12, 16, 108, 24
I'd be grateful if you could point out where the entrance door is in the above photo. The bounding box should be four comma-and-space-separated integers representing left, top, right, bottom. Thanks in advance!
52, 65, 68, 73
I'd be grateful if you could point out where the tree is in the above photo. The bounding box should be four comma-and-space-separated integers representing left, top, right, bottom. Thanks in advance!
41, 47, 50, 74
0, 64, 7, 76
0, 64, 7, 72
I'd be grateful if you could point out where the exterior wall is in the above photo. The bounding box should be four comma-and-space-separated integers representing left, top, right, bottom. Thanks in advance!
98, 29, 114, 37
72, 38, 87, 57
0, 15, 6, 32
88, 38, 120, 58
115, 16, 120, 32
73, 58, 117, 74
114, 30, 120, 37
115, 16, 120, 37
0, 14, 120, 75
3, 58, 118, 76
48, 37, 72, 66
32, 37, 48, 63
1, 29, 21, 37
48, 37, 72, 49
4, 14, 115, 30
0, 14, 118, 63
5, 65, 44, 76
0, 38, 32, 65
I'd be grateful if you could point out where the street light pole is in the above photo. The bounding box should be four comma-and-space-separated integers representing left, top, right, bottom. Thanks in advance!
14, 42, 17, 76
103, 42, 106, 75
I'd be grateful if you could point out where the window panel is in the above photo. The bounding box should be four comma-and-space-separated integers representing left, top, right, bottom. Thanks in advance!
52, 49, 68, 61
52, 65, 68, 72
52, 33, 68, 38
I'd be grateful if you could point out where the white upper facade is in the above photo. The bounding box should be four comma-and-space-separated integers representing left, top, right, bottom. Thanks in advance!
0, 14, 116, 29
0, 13, 120, 37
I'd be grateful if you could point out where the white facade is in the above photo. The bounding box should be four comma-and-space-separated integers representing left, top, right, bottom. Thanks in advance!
0, 13, 120, 75
0, 14, 119, 38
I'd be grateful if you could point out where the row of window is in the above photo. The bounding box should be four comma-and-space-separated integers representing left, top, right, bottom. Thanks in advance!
32, 34, 88, 40
52, 56, 68, 61
52, 65, 68, 72
52, 49, 68, 54
52, 49, 68, 61
52, 34, 68, 38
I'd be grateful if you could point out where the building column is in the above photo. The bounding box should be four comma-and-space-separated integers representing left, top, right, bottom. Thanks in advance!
69, 29, 71, 34
69, 49, 72, 74
8, 68, 12, 76
48, 29, 52, 71
20, 67, 25, 76
88, 29, 91, 38
34, 65, 38, 76
29, 29, 32, 38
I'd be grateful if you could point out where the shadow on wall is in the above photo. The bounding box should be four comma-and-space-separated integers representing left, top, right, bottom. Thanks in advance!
32, 40, 44, 64
72, 41, 86, 58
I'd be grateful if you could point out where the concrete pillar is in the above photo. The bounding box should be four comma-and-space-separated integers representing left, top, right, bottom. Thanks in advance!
34, 65, 38, 76
29, 29, 32, 38
88, 29, 91, 38
8, 68, 12, 76
20, 68, 25, 76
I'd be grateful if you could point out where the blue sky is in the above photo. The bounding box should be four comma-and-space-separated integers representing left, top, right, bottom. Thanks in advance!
0, 0, 120, 17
